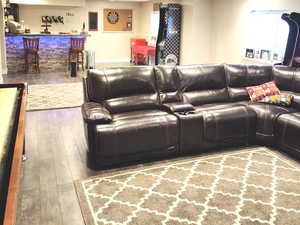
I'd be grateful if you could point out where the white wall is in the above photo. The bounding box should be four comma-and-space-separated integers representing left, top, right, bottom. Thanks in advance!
0, 0, 7, 76
211, 0, 300, 64
180, 0, 212, 64
10, 0, 85, 7
139, 2, 153, 43
19, 0, 143, 62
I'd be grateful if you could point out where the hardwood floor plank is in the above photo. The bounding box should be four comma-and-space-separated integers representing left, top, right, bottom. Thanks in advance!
51, 111, 74, 185
37, 119, 62, 225
58, 183, 85, 225
56, 109, 97, 180
39, 186, 63, 225
20, 112, 41, 191
16, 188, 41, 225
17, 108, 91, 225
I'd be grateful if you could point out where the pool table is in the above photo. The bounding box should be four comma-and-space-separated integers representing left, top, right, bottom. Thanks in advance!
0, 83, 27, 225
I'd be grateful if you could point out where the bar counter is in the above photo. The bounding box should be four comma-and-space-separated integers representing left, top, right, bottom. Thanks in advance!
5, 33, 86, 73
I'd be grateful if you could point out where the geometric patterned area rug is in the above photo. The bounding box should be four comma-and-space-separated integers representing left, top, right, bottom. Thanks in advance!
75, 147, 300, 225
27, 82, 83, 111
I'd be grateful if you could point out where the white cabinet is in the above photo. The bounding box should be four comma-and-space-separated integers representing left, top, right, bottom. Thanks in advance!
9, 0, 85, 7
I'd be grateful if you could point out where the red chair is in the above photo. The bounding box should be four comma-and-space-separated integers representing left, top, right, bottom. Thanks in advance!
133, 45, 156, 65
130, 38, 147, 64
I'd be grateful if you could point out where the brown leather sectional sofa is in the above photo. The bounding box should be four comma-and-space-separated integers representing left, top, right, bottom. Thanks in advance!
82, 64, 300, 168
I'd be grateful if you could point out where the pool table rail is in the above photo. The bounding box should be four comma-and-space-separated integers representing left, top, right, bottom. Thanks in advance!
0, 82, 27, 225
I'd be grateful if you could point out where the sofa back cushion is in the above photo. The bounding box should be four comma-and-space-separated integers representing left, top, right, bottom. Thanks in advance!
86, 67, 160, 113
154, 66, 181, 104
225, 64, 273, 101
177, 64, 229, 106
273, 66, 300, 92
273, 66, 300, 108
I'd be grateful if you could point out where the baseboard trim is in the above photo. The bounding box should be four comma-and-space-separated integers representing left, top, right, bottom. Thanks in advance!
96, 58, 130, 63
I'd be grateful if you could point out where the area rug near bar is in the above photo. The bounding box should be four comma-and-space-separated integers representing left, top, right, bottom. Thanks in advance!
75, 147, 300, 225
27, 82, 83, 111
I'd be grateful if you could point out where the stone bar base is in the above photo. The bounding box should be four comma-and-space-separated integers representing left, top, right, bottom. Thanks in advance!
5, 34, 85, 74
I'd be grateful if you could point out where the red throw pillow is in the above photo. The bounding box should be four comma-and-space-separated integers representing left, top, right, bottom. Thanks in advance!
261, 81, 280, 96
246, 85, 266, 101
246, 81, 281, 102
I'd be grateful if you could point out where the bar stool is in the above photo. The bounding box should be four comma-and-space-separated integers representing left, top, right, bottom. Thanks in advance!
23, 38, 40, 73
68, 38, 85, 71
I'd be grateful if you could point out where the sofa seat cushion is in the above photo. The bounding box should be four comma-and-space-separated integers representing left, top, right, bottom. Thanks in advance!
276, 112, 300, 157
94, 110, 179, 158
202, 106, 256, 142
176, 105, 256, 153
247, 102, 297, 144
112, 109, 169, 121
194, 101, 249, 113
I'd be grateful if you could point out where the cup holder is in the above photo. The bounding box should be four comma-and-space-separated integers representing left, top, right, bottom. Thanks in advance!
178, 111, 196, 116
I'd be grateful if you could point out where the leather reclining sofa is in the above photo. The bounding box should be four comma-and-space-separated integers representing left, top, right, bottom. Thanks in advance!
82, 64, 300, 168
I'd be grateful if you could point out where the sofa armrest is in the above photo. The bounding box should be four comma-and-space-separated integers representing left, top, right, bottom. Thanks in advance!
81, 102, 112, 124
162, 102, 195, 113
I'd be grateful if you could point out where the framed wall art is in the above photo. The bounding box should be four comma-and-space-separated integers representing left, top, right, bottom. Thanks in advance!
260, 49, 270, 60
89, 12, 98, 31
103, 9, 133, 32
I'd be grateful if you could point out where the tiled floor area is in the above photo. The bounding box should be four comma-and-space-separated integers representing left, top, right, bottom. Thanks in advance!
2, 71, 85, 85
2, 62, 130, 85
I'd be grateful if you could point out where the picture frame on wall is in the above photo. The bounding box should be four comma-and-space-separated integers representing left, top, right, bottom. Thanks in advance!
260, 49, 270, 60
254, 50, 260, 59
245, 48, 254, 58
88, 12, 98, 31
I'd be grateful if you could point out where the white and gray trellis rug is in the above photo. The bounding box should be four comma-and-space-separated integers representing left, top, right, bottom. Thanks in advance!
75, 147, 300, 225
27, 82, 83, 111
